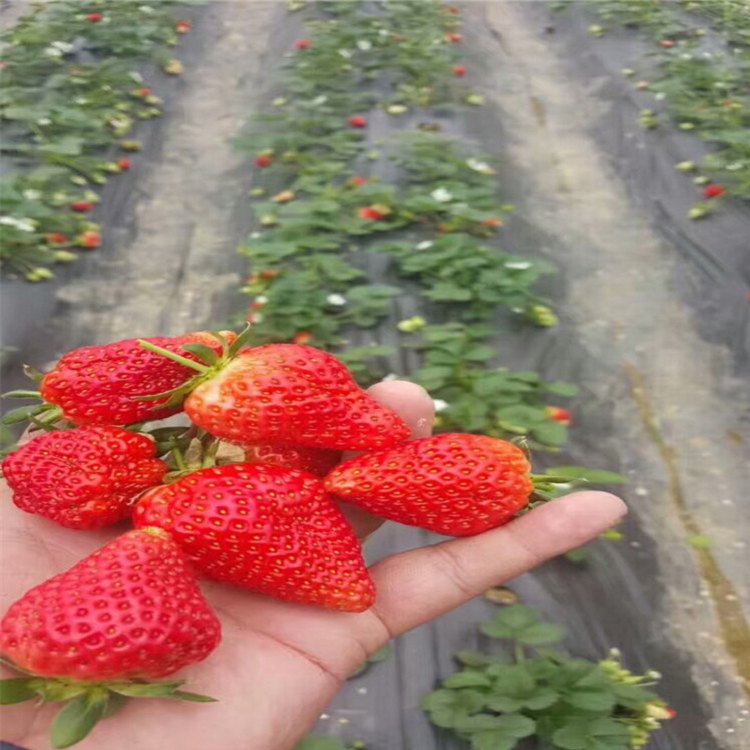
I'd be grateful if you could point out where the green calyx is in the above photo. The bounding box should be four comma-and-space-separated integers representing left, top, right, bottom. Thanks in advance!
0, 660, 216, 749
135, 324, 256, 409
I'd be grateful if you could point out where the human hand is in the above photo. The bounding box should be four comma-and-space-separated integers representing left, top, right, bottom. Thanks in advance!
0, 380, 626, 750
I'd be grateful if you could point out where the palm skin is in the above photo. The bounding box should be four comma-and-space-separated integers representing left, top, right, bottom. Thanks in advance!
0, 381, 626, 750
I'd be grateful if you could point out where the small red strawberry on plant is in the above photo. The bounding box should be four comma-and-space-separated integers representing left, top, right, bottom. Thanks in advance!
703, 183, 726, 198
243, 442, 341, 477
348, 115, 368, 128
546, 406, 572, 426
326, 434, 571, 537
133, 86, 153, 98
295, 38, 311, 50
445, 32, 463, 43
0, 528, 220, 748
351, 176, 368, 186
76, 230, 101, 249
254, 153, 273, 168
46, 233, 69, 245
118, 158, 132, 171
70, 201, 94, 213
85, 12, 103, 23
453, 65, 466, 77
2, 426, 167, 529
659, 39, 675, 48
176, 19, 192, 33
133, 464, 374, 611
358, 205, 389, 221
293, 331, 313, 345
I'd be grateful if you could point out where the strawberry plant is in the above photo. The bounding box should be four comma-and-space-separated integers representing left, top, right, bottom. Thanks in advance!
422, 605, 674, 750
0, 0, 199, 278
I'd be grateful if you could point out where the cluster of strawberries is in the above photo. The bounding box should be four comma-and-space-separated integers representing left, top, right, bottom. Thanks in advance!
0, 329, 542, 745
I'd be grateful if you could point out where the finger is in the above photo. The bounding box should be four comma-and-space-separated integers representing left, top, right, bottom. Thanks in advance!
339, 380, 435, 538
368, 491, 627, 637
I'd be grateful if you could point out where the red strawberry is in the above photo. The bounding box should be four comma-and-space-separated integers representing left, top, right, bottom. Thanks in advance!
546, 406, 572, 426
133, 464, 375, 611
77, 229, 101, 248
0, 528, 220, 744
659, 39, 675, 48
453, 64, 467, 77
176, 19, 192, 33
133, 86, 153, 98
295, 38, 311, 50
292, 331, 313, 345
118, 158, 132, 170
46, 232, 69, 244
358, 206, 386, 220
254, 154, 273, 168
348, 115, 368, 128
71, 201, 94, 212
446, 32, 463, 43
85, 12, 103, 22
243, 442, 341, 477
351, 176, 368, 186
325, 434, 533, 537
40, 331, 234, 426
703, 183, 726, 198
183, 344, 410, 451
1, 527, 220, 680
2, 426, 167, 529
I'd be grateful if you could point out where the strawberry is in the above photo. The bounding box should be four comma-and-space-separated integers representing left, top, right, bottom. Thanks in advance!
351, 176, 368, 186
176, 19, 192, 33
453, 64, 467, 77
71, 201, 94, 213
704, 183, 726, 198
243, 442, 341, 477
133, 86, 153, 98
358, 205, 386, 220
133, 464, 375, 611
325, 434, 534, 537
76, 230, 101, 248
446, 32, 463, 43
183, 344, 410, 451
46, 233, 69, 244
1, 528, 220, 744
85, 12, 103, 23
118, 158, 132, 170
254, 153, 273, 168
546, 406, 572, 426
295, 38, 311, 50
2, 426, 167, 529
659, 39, 675, 48
40, 331, 234, 426
292, 331, 313, 345
348, 115, 368, 128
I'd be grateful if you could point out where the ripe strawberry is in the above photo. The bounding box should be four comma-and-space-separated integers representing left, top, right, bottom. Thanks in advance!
40, 331, 233, 426
295, 38, 311, 50
86, 12, 103, 23
546, 406, 572, 426
76, 229, 101, 248
133, 86, 153, 98
176, 19, 192, 33
446, 32, 463, 43
46, 232, 69, 244
325, 434, 533, 536
118, 158, 132, 170
254, 153, 273, 168
71, 201, 94, 212
243, 442, 341, 477
659, 39, 675, 48
348, 115, 368, 128
292, 331, 313, 345
183, 344, 410, 451
453, 64, 467, 77
133, 464, 375, 611
704, 183, 726, 198
358, 205, 386, 220
351, 176, 367, 186
2, 426, 167, 529
0, 528, 220, 744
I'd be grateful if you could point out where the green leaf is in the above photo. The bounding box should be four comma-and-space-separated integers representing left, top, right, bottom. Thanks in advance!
552, 722, 590, 750
443, 671, 492, 688
470, 732, 519, 750
0, 678, 36, 704
108, 681, 185, 698
543, 381, 579, 396
524, 688, 560, 710
487, 664, 535, 697
545, 467, 628, 485
564, 689, 616, 712
485, 694, 524, 712
517, 623, 565, 645
421, 688, 486, 728
168, 690, 218, 703
455, 651, 492, 668
497, 605, 540, 629
179, 343, 220, 365
51, 693, 109, 749
530, 420, 568, 447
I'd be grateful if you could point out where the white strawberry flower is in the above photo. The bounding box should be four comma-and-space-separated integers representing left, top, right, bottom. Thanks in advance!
44, 46, 63, 58
312, 95, 328, 106
433, 399, 449, 412
22, 189, 42, 201
254, 295, 268, 305
338, 49, 353, 58
326, 293, 347, 306
431, 187, 453, 203
417, 240, 434, 250
356, 40, 372, 51
504, 260, 532, 270
466, 157, 494, 174
0, 216, 36, 232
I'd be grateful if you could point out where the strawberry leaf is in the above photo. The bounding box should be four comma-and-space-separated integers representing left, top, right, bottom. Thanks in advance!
168, 690, 218, 703
51, 692, 109, 749
108, 681, 185, 698
0, 678, 36, 704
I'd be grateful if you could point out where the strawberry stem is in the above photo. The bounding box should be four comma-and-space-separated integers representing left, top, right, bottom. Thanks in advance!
137, 340, 210, 374
171, 445, 188, 472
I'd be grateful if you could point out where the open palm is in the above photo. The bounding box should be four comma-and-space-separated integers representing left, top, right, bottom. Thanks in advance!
0, 381, 626, 750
